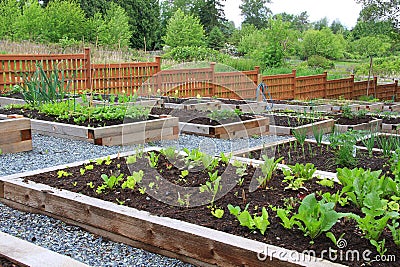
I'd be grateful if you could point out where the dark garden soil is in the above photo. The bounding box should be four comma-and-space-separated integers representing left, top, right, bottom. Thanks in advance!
272, 100, 322, 106
23, 151, 399, 267
161, 96, 203, 104
0, 256, 20, 267
245, 140, 391, 174
215, 98, 248, 105
267, 114, 323, 127
0, 107, 154, 127
0, 92, 25, 99
150, 107, 255, 126
334, 115, 378, 125
381, 117, 400, 124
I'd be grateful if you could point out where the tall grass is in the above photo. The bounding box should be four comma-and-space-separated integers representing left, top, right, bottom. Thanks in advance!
0, 39, 153, 63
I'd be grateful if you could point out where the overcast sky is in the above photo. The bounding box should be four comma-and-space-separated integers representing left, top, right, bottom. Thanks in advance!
224, 0, 363, 29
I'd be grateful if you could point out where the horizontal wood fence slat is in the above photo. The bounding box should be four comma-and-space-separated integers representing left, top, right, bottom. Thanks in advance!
1, 48, 399, 101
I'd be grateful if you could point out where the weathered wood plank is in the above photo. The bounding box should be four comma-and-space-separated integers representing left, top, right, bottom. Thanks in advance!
92, 117, 178, 139
0, 231, 90, 267
31, 119, 89, 138
0, 118, 31, 133
334, 119, 382, 133
100, 127, 176, 146
0, 140, 32, 154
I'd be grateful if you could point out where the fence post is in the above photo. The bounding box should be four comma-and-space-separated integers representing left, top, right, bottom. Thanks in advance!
254, 66, 261, 84
395, 80, 398, 101
323, 71, 327, 99
350, 74, 355, 100
292, 69, 296, 99
373, 76, 378, 98
84, 47, 91, 91
155, 56, 161, 73
210, 62, 216, 97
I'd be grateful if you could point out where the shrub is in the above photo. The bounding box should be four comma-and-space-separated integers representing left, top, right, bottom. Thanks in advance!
307, 55, 335, 69
163, 46, 221, 62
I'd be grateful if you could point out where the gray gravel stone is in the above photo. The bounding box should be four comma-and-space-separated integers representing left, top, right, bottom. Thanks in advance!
0, 133, 289, 266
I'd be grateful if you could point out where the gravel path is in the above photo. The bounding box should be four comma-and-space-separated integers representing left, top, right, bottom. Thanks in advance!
0, 133, 289, 266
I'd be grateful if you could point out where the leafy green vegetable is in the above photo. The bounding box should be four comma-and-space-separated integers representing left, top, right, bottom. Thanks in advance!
228, 204, 270, 235
277, 193, 351, 243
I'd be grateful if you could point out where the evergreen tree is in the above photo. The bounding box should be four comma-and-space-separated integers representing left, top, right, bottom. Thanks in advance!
239, 0, 272, 29
163, 8, 205, 48
113, 0, 160, 49
207, 26, 225, 50
193, 0, 226, 33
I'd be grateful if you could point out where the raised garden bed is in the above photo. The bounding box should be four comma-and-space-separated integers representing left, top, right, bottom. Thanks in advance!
233, 138, 390, 174
29, 115, 178, 146
91, 95, 163, 108
1, 147, 399, 266
162, 98, 221, 111
151, 107, 270, 139
382, 103, 400, 112
0, 103, 179, 146
179, 116, 269, 139
334, 115, 382, 133
266, 114, 334, 136
215, 98, 268, 113
356, 102, 384, 112
356, 133, 400, 151
0, 115, 32, 154
379, 116, 400, 133
270, 100, 332, 113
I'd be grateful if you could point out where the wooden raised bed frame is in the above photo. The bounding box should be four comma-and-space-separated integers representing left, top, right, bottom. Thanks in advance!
179, 116, 269, 139
0, 96, 26, 106
334, 118, 382, 133
269, 116, 334, 136
0, 150, 343, 267
0, 115, 32, 154
30, 116, 179, 146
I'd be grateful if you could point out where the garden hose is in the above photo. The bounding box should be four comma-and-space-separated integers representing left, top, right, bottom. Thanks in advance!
256, 82, 273, 111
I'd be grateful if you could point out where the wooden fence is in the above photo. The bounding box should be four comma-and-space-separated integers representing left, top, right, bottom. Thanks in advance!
0, 48, 399, 101
261, 70, 399, 101
0, 48, 90, 93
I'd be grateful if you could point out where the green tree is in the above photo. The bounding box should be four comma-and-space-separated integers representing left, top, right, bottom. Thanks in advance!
351, 36, 391, 58
239, 0, 272, 29
207, 26, 225, 50
13, 0, 45, 41
229, 23, 258, 46
313, 17, 329, 30
41, 0, 87, 43
79, 0, 110, 18
302, 28, 346, 59
0, 0, 20, 39
274, 11, 311, 32
356, 0, 400, 29
95, 2, 131, 48
352, 20, 395, 39
193, 0, 226, 33
330, 20, 346, 34
163, 8, 206, 48
113, 0, 160, 49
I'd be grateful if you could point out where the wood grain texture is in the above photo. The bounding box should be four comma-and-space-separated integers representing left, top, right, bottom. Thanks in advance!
0, 231, 89, 267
